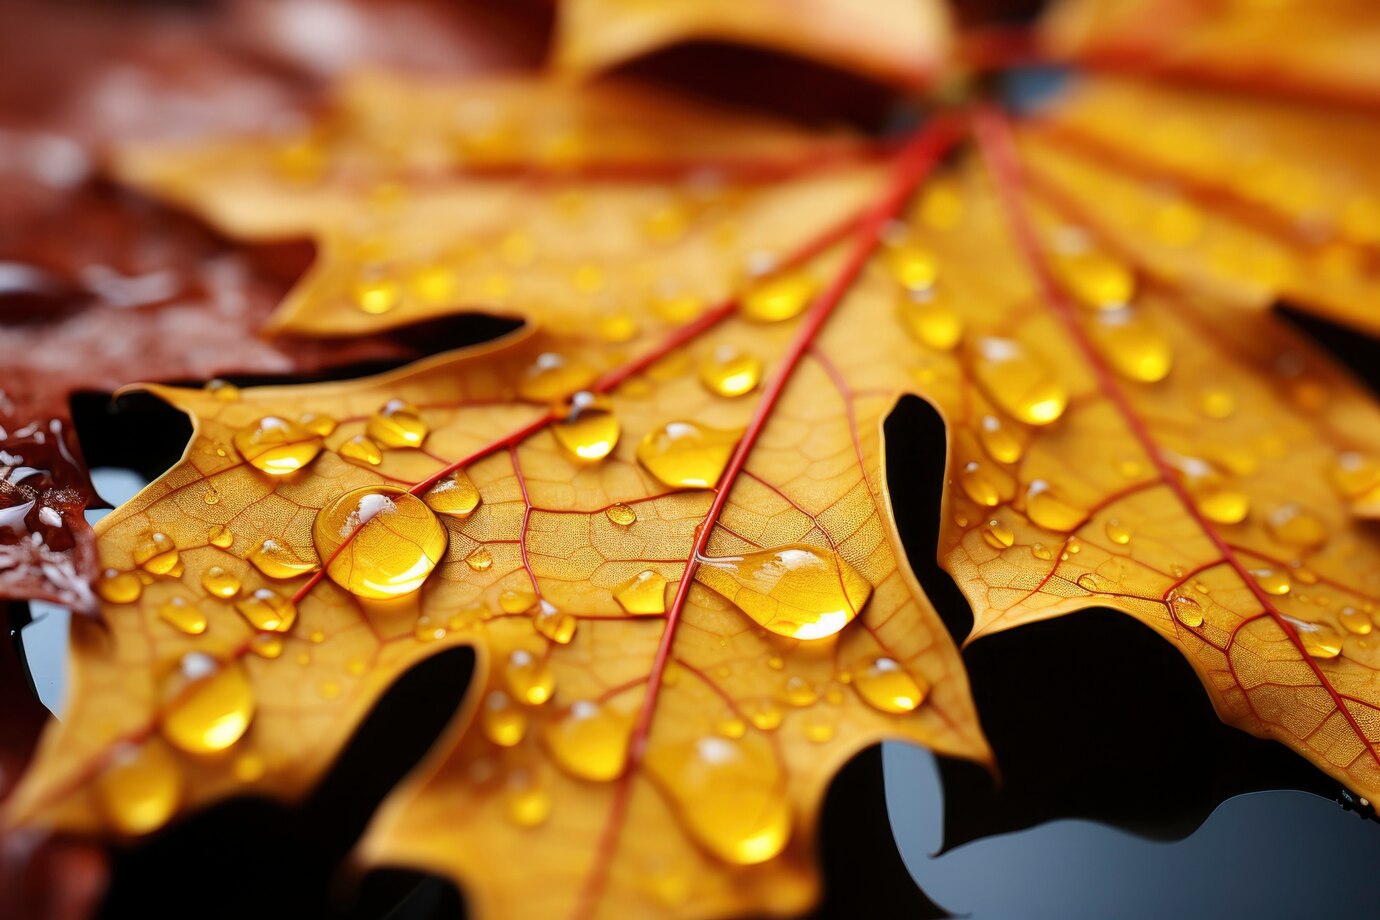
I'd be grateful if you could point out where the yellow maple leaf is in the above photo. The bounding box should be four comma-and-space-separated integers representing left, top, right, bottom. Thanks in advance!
552, 0, 953, 89
112, 72, 884, 340
5, 120, 991, 918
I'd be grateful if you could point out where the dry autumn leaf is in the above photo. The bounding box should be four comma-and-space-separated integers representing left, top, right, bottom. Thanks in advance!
552, 0, 954, 89
5, 122, 993, 919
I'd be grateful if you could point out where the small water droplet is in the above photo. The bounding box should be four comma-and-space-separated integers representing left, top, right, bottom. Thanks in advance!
367, 400, 428, 449
500, 589, 537, 614
637, 421, 741, 488
133, 532, 180, 575
972, 338, 1067, 425
780, 676, 818, 707
1052, 250, 1135, 309
1196, 386, 1237, 419
1253, 568, 1291, 596
699, 345, 762, 397
614, 570, 667, 615
159, 597, 207, 635
208, 524, 234, 549
1025, 480, 1084, 531
534, 600, 577, 644
518, 352, 595, 403
1285, 617, 1343, 659
699, 544, 872, 640
1091, 308, 1172, 382
741, 271, 818, 322
97, 742, 181, 835
201, 566, 240, 600
1105, 518, 1131, 545
247, 538, 318, 580
205, 379, 240, 401
161, 654, 255, 754
853, 657, 926, 713
1170, 592, 1204, 627
466, 547, 494, 571
235, 588, 297, 633
482, 691, 527, 746
423, 470, 481, 519
504, 770, 552, 827
504, 649, 555, 705
233, 417, 323, 476
606, 503, 637, 526
553, 391, 620, 462
981, 519, 1015, 549
340, 435, 383, 466
297, 412, 338, 437
97, 569, 143, 604
958, 461, 1002, 507
978, 415, 1023, 464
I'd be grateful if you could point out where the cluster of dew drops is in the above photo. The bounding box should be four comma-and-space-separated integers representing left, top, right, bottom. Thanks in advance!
83, 249, 934, 851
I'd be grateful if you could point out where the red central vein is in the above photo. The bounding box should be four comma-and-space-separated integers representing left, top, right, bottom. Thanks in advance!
973, 106, 1380, 771
573, 116, 964, 919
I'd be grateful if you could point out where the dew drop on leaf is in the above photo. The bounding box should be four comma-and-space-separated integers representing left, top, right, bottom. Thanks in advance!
1285, 617, 1343, 660
885, 240, 938, 292
899, 287, 962, 351
233, 416, 324, 476
1170, 592, 1204, 627
637, 421, 741, 488
978, 414, 1023, 463
465, 547, 494, 571
247, 538, 319, 580
208, 524, 234, 549
1105, 518, 1131, 545
504, 770, 551, 828
340, 434, 384, 466
605, 502, 637, 526
699, 344, 762, 397
780, 676, 817, 707
158, 597, 207, 636
298, 412, 338, 436
645, 734, 791, 865
204, 379, 240, 401
959, 461, 1001, 507
1091, 308, 1173, 383
1253, 568, 1292, 596
133, 532, 180, 575
1340, 606, 1373, 636
534, 600, 577, 645
981, 518, 1015, 549
367, 399, 428, 449
353, 270, 400, 315
201, 566, 240, 600
235, 588, 297, 633
741, 270, 818, 322
853, 657, 926, 713
161, 653, 255, 754
97, 742, 181, 836
802, 713, 835, 744
500, 589, 537, 614
313, 486, 447, 599
613, 569, 667, 615
544, 699, 631, 782
97, 569, 142, 604
553, 391, 620, 462
699, 544, 872, 640
423, 470, 481, 519
1052, 249, 1135, 309
482, 691, 526, 747
249, 633, 284, 659
1189, 475, 1251, 524
1025, 479, 1084, 531
1266, 504, 1328, 548
518, 352, 595, 403
972, 337, 1067, 425
504, 649, 554, 705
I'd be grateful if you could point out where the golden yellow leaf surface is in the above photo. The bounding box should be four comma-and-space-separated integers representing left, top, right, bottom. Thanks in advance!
1042, 0, 1380, 102
6, 124, 991, 919
553, 0, 952, 89
113, 72, 885, 340
875, 109, 1380, 812
1013, 77, 1380, 337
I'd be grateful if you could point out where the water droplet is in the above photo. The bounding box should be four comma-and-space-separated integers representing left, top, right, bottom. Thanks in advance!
978, 415, 1023, 464
1253, 568, 1291, 596
613, 569, 667, 615
747, 699, 783, 731
1286, 617, 1342, 659
1052, 250, 1135, 309
973, 338, 1067, 425
544, 699, 631, 782
504, 650, 554, 705
208, 524, 234, 549
97, 742, 181, 835
518, 352, 595, 403
853, 657, 926, 713
1032, 543, 1054, 560
205, 379, 240, 401
553, 392, 620, 462
159, 597, 207, 635
1339, 606, 1372, 636
505, 770, 552, 827
606, 503, 637, 526
1092, 309, 1173, 382
959, 461, 1001, 507
1025, 480, 1084, 531
353, 270, 400, 314
161, 654, 254, 754
200, 566, 240, 600
481, 691, 526, 747
133, 532, 180, 575
1197, 386, 1237, 419
780, 676, 817, 707
699, 544, 871, 640
637, 421, 740, 488
235, 588, 297, 632
981, 519, 1015, 549
699, 345, 762, 398
423, 470, 481, 519
886, 242, 938, 291
247, 538, 318, 580
534, 600, 577, 645
741, 271, 818, 322
367, 400, 428, 449
249, 633, 284, 659
1333, 452, 1380, 499
1188, 474, 1250, 524
1105, 518, 1131, 545
203, 488, 220, 506
97, 569, 142, 604
1076, 572, 1105, 592
899, 287, 963, 351
233, 417, 323, 476
297, 412, 338, 437
500, 589, 537, 614
1170, 592, 1204, 627
340, 435, 383, 466
645, 734, 791, 865
1266, 504, 1327, 549
466, 547, 493, 571
716, 712, 748, 739
313, 486, 447, 599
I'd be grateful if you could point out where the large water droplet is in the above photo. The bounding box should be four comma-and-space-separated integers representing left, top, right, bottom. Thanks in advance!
423, 470, 481, 519
544, 699, 631, 782
161, 654, 255, 754
97, 742, 182, 835
853, 657, 927, 713
699, 345, 762, 397
233, 417, 323, 476
637, 421, 740, 489
313, 486, 448, 599
504, 649, 554, 705
367, 400, 429, 449
553, 391, 620, 462
741, 270, 818, 322
972, 338, 1067, 425
614, 569, 667, 615
699, 544, 871, 640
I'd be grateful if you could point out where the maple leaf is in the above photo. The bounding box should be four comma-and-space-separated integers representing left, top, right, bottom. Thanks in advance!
4, 120, 991, 919
551, 0, 954, 89
111, 72, 887, 342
